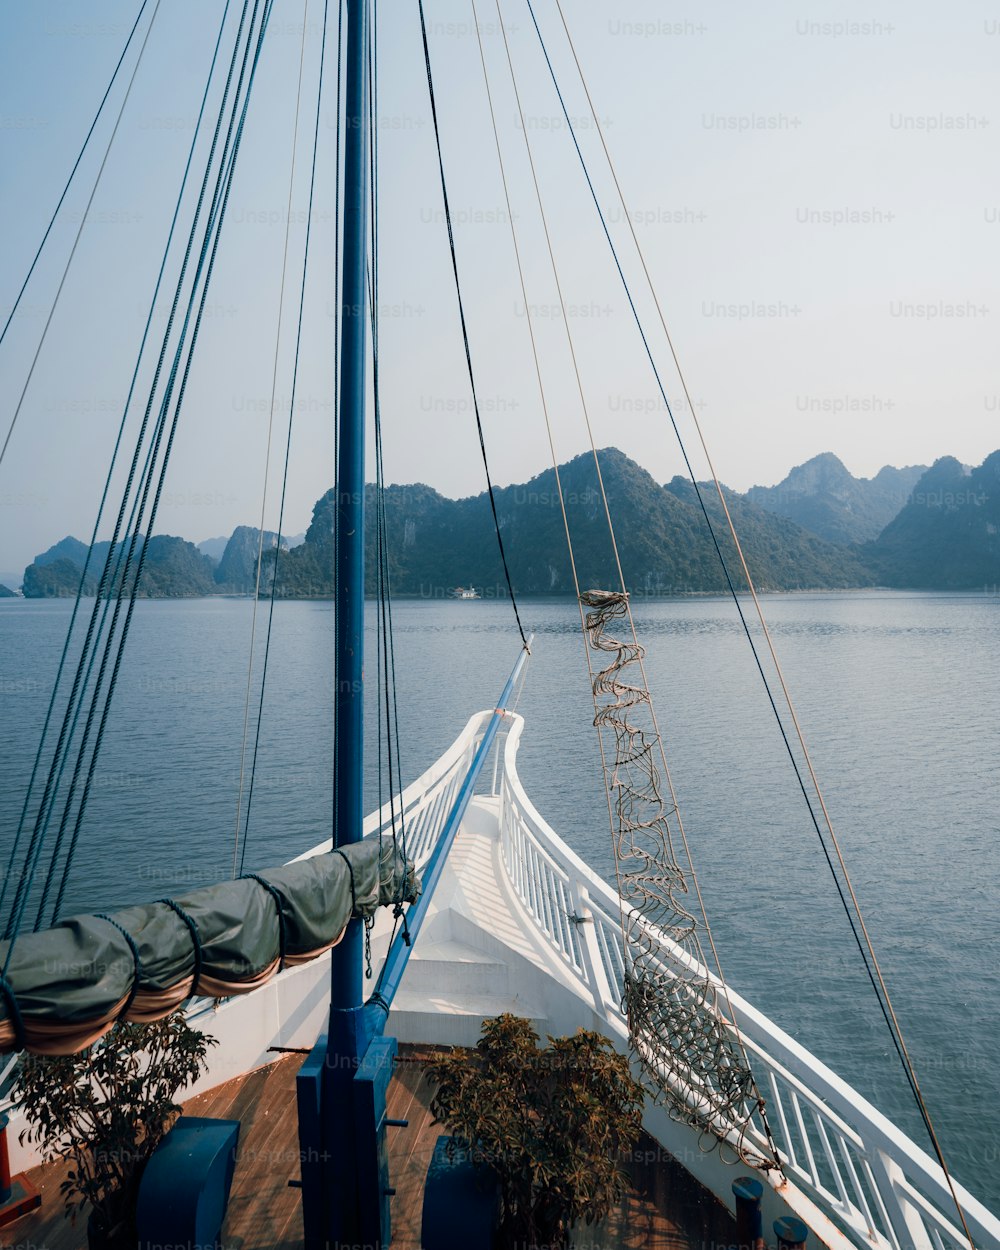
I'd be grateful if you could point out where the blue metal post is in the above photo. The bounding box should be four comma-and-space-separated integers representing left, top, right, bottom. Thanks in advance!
331, 0, 369, 1015
321, 0, 370, 1244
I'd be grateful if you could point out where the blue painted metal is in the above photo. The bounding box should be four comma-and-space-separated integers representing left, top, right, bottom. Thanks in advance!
136, 1116, 240, 1250
371, 640, 532, 1019
296, 1034, 328, 1246
733, 1175, 764, 1248
330, 0, 369, 1014
319, 0, 374, 1243
422, 1136, 498, 1249
774, 1216, 810, 1250
354, 1036, 398, 1238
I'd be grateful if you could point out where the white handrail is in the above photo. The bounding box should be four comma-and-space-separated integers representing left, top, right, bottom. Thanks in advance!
293, 712, 489, 867
495, 714, 1000, 1250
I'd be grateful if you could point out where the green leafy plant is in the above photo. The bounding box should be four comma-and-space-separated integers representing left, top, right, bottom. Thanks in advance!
15, 1012, 216, 1249
427, 1013, 644, 1250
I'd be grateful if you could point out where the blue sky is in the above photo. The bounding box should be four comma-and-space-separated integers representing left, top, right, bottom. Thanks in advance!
1, 0, 998, 576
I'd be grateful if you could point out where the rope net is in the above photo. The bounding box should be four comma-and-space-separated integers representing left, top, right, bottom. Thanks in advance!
581, 589, 775, 1168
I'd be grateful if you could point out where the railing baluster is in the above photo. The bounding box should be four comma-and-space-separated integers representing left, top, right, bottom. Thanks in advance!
767, 1070, 797, 1173
814, 1112, 855, 1218
836, 1136, 882, 1244
790, 1089, 820, 1188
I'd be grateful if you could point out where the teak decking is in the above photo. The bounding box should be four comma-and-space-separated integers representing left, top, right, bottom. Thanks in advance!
8, 1046, 737, 1249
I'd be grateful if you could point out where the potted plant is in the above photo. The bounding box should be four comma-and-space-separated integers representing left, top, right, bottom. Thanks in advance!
427, 1013, 645, 1250
15, 1010, 216, 1250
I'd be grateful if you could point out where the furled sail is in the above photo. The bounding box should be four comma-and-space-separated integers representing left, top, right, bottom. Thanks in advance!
0, 838, 418, 1055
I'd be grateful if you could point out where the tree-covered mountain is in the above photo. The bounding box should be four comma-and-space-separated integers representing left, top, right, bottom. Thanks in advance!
19, 448, 999, 598
0, 582, 18, 597
664, 475, 873, 589
864, 453, 1000, 589
747, 452, 927, 545
269, 449, 872, 597
22, 534, 216, 598
22, 557, 98, 598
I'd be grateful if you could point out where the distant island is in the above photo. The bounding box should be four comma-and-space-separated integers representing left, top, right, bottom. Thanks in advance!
15, 448, 1000, 598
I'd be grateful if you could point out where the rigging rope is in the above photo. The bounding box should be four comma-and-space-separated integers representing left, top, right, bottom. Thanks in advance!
0, 0, 236, 927
238, 0, 333, 877
2, 0, 246, 942
0, 0, 163, 472
331, 0, 345, 834
3, 0, 275, 954
369, 0, 409, 904
524, 0, 973, 1232
232, 0, 313, 878
47, 0, 278, 929
0, 0, 151, 357
416, 0, 526, 648
483, 0, 777, 1167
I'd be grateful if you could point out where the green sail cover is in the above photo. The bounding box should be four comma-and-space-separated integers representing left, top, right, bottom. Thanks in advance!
0, 838, 418, 1054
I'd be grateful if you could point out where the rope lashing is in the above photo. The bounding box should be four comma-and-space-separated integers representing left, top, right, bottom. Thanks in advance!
95, 913, 143, 1020
333, 850, 357, 914
158, 899, 204, 995
241, 875, 288, 970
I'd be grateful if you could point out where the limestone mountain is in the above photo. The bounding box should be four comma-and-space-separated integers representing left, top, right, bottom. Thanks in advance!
864, 453, 1000, 589
213, 526, 284, 592
270, 449, 871, 597
747, 452, 927, 545
22, 534, 216, 598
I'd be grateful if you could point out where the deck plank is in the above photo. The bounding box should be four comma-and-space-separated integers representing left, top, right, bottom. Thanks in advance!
5, 1045, 737, 1250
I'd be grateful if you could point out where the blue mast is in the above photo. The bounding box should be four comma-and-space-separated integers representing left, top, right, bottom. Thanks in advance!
331, 0, 368, 1019
306, 0, 372, 1244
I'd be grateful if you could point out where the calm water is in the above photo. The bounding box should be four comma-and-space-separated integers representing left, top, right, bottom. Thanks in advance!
1, 591, 997, 1208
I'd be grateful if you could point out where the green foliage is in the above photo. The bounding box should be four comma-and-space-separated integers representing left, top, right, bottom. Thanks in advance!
270, 449, 873, 598
865, 452, 1000, 588
427, 1014, 644, 1250
22, 557, 96, 598
15, 1012, 216, 1245
22, 535, 217, 599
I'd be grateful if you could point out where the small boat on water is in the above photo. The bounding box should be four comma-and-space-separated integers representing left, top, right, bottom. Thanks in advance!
0, 3, 995, 1250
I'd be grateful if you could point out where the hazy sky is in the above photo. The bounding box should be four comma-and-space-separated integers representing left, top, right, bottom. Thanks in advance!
1, 0, 998, 577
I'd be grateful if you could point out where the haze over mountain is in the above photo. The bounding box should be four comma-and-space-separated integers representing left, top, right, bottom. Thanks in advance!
864, 454, 1000, 589
270, 449, 871, 598
746, 453, 928, 545
15, 448, 1000, 598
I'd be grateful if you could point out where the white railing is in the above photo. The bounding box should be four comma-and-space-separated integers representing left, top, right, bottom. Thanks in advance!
293, 713, 487, 869
494, 714, 1000, 1250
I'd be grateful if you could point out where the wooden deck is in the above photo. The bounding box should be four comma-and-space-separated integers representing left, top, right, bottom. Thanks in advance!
7, 1047, 737, 1249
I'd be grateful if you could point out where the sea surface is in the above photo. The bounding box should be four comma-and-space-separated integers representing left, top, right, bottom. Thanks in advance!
1, 591, 997, 1210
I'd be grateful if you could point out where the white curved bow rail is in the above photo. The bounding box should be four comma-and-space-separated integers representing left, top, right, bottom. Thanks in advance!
1, 709, 996, 1250
489, 712, 998, 1250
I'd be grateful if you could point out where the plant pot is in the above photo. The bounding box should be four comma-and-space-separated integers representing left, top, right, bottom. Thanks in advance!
87, 1203, 135, 1250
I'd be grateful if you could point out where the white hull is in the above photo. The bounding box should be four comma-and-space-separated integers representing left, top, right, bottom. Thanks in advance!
5, 712, 997, 1250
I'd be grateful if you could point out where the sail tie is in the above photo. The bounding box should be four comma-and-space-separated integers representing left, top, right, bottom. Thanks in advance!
95, 914, 143, 1020
241, 876, 287, 971
157, 900, 204, 997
